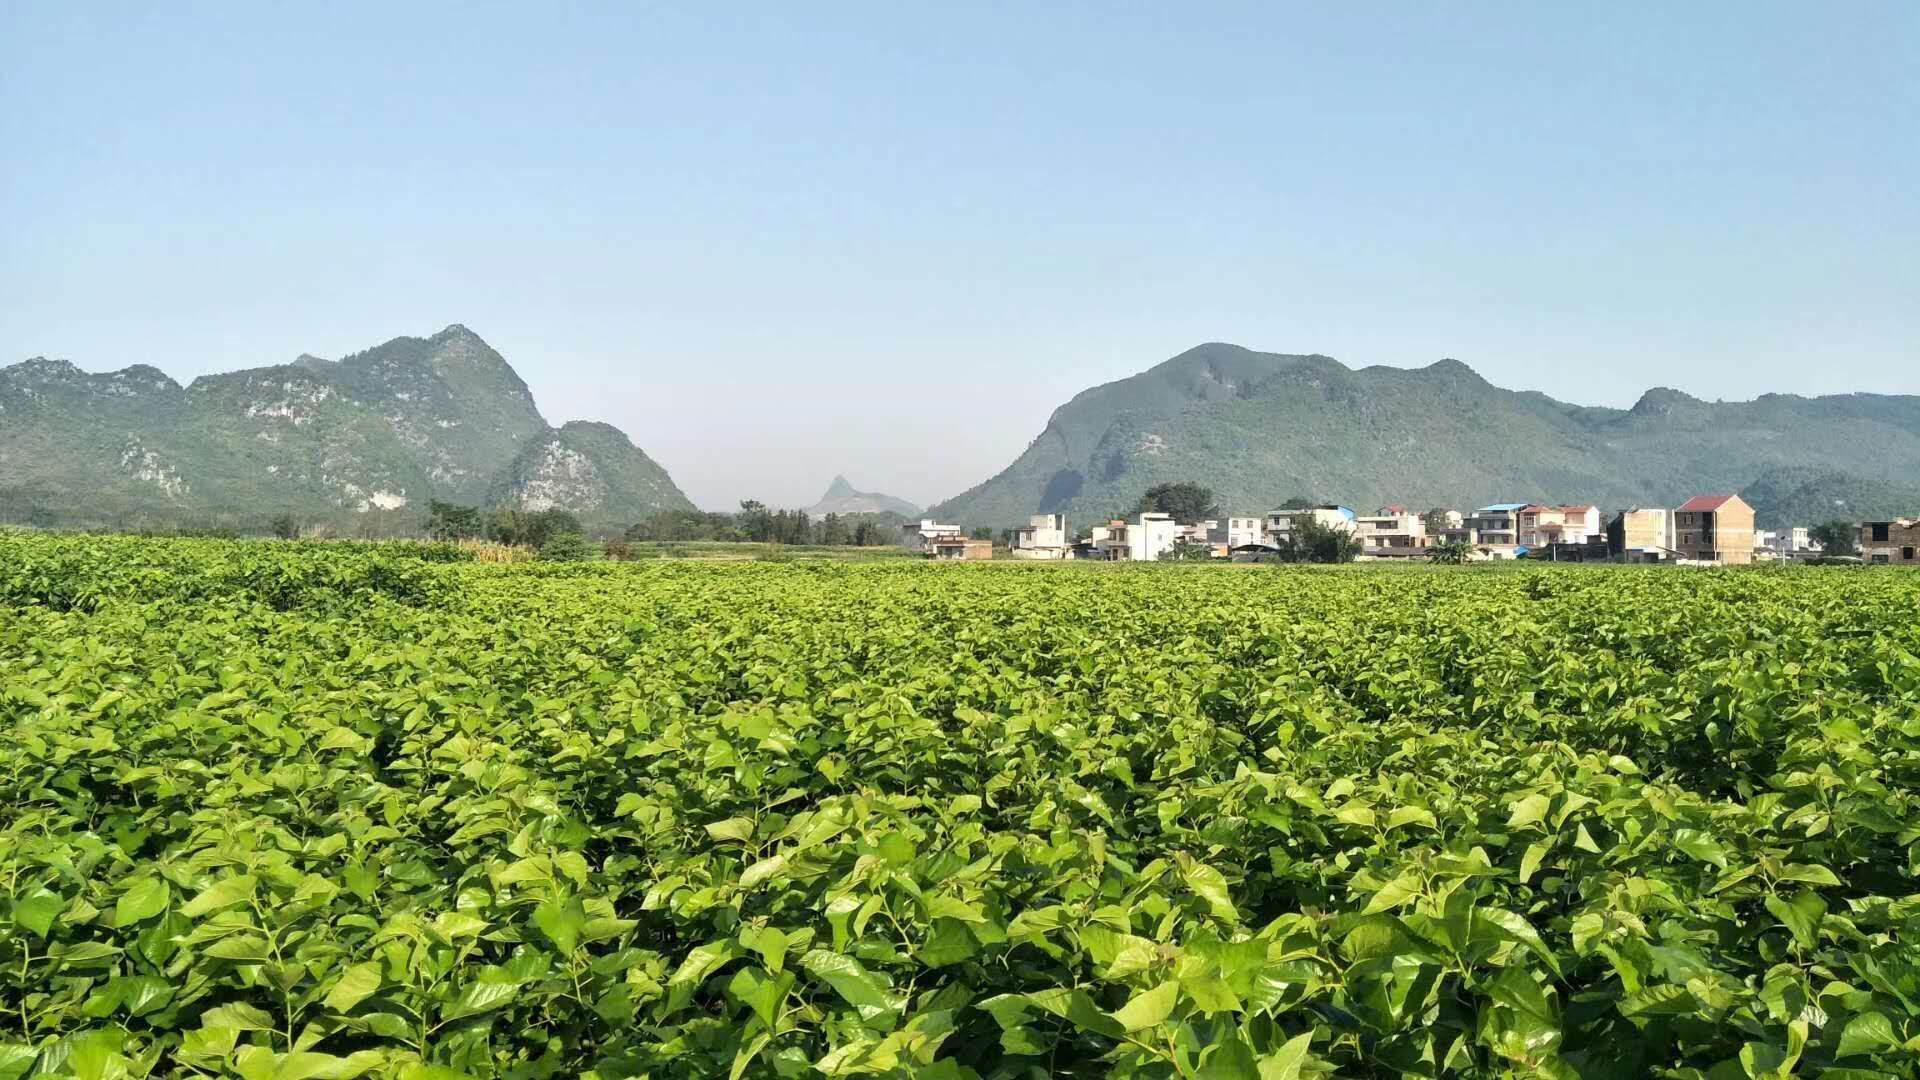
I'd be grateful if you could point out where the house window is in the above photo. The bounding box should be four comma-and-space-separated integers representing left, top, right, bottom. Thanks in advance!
1873, 554, 1890, 564
1872, 524, 1891, 542
1905, 547, 1916, 562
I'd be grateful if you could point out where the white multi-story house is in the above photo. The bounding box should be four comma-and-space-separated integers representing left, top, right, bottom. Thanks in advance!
1206, 516, 1266, 554
1753, 527, 1812, 558
1010, 513, 1070, 559
900, 519, 964, 554
1093, 512, 1184, 561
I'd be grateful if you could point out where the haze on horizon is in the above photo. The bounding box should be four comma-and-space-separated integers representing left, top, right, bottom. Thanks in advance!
3, 3, 1915, 511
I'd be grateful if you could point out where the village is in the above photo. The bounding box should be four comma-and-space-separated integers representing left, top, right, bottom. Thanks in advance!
902, 499, 1920, 566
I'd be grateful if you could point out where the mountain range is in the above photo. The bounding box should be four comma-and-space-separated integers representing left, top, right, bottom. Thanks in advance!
0, 325, 694, 527
803, 476, 920, 518
9, 331, 1917, 532
928, 343, 1920, 529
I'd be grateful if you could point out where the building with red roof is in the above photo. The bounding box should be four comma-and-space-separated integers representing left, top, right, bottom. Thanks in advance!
1674, 494, 1755, 563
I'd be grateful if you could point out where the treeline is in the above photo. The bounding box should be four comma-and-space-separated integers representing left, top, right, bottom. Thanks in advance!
624, 502, 903, 546
423, 502, 585, 548
418, 499, 905, 549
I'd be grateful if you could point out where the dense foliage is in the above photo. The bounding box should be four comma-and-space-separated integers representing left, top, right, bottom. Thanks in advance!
1812, 522, 1861, 558
1135, 483, 1220, 526
4, 537, 1920, 1078
0, 533, 467, 614
623, 506, 905, 548
1428, 539, 1475, 565
1741, 468, 1920, 537
1267, 520, 1361, 564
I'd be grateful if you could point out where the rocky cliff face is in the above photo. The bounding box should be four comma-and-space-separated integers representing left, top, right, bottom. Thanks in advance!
0, 325, 694, 525
493, 422, 689, 520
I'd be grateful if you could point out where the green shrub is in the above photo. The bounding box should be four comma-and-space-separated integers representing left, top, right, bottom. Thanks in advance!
537, 532, 598, 562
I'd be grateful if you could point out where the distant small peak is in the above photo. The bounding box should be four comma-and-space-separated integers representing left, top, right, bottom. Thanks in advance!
1630, 386, 1704, 416
1425, 357, 1479, 376
111, 364, 182, 390
826, 475, 857, 497
435, 323, 482, 342
1160, 342, 1254, 367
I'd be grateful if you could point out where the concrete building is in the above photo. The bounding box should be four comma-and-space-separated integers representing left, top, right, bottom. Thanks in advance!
1753, 527, 1813, 560
1208, 516, 1266, 552
1518, 504, 1603, 547
928, 536, 994, 561
901, 519, 964, 554
1175, 519, 1227, 557
1674, 495, 1756, 564
1462, 504, 1525, 547
1860, 519, 1920, 565
1093, 512, 1184, 561
1608, 508, 1678, 562
1353, 511, 1427, 549
1010, 514, 1070, 559
1266, 505, 1358, 542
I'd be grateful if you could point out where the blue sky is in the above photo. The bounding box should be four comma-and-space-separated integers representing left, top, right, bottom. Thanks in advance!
4, 2, 1915, 509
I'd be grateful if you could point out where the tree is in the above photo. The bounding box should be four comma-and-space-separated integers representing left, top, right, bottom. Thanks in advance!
426, 500, 482, 540
736, 500, 776, 543
268, 513, 300, 541
1157, 537, 1214, 562
1277, 495, 1317, 511
773, 509, 811, 545
484, 509, 527, 546
969, 526, 995, 541
486, 508, 582, 549
1270, 518, 1361, 564
537, 532, 596, 562
626, 508, 740, 542
1810, 520, 1858, 556
1137, 482, 1220, 524
532, 509, 583, 548
1428, 538, 1474, 565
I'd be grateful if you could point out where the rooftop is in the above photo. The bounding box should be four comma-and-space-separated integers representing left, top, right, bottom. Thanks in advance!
1677, 494, 1741, 513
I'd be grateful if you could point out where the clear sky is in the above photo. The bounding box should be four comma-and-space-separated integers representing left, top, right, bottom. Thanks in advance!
4, 3, 1915, 510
